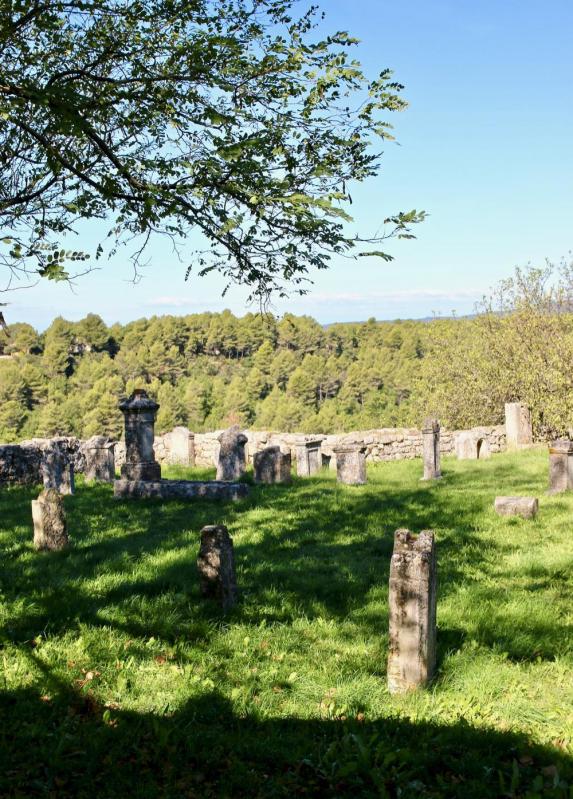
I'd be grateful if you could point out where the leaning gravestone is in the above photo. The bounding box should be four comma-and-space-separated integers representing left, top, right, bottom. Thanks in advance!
421, 418, 441, 480
253, 446, 291, 484
494, 496, 538, 519
197, 524, 238, 611
32, 489, 68, 551
83, 436, 116, 483
548, 439, 573, 494
387, 528, 437, 694
40, 446, 74, 495
216, 426, 247, 481
332, 443, 367, 485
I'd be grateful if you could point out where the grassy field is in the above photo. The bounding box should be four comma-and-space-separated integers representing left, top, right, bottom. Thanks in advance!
1, 448, 573, 798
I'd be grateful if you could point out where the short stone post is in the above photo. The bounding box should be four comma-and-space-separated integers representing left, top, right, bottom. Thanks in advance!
216, 426, 247, 481
295, 440, 322, 477
505, 402, 533, 450
32, 489, 68, 551
421, 418, 441, 480
387, 529, 437, 694
169, 426, 195, 466
197, 525, 238, 611
84, 436, 116, 483
253, 446, 291, 484
119, 389, 161, 481
40, 447, 74, 495
548, 439, 573, 494
332, 444, 367, 485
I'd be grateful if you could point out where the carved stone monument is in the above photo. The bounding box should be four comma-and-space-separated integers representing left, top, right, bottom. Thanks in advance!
119, 390, 161, 481
83, 435, 116, 483
253, 446, 291, 484
494, 496, 538, 519
387, 528, 437, 694
505, 402, 533, 450
332, 443, 367, 485
421, 418, 441, 480
548, 439, 573, 494
216, 426, 247, 481
32, 489, 68, 551
295, 440, 322, 477
197, 524, 238, 611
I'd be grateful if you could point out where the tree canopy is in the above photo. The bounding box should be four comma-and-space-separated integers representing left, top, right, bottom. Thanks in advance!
0, 0, 423, 300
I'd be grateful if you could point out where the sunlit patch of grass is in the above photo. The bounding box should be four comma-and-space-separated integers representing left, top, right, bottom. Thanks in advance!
1, 449, 572, 797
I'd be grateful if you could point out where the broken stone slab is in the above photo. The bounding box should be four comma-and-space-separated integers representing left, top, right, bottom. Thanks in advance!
332, 444, 367, 485
32, 489, 68, 551
295, 439, 322, 477
113, 479, 249, 501
216, 426, 248, 481
548, 439, 573, 494
387, 529, 437, 694
83, 436, 116, 483
197, 524, 238, 611
421, 418, 441, 480
253, 446, 291, 484
119, 389, 162, 481
494, 496, 538, 519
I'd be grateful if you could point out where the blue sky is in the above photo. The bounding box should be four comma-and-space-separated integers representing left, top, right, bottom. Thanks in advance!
9, 0, 573, 329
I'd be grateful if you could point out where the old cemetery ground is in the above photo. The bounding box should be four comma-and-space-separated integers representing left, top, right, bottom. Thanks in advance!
1, 449, 572, 798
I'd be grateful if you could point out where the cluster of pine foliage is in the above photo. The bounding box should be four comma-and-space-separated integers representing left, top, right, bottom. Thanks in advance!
0, 311, 428, 443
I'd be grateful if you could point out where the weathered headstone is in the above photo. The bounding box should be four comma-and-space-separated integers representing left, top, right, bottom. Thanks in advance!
505, 402, 533, 450
494, 496, 538, 519
167, 426, 195, 466
83, 436, 116, 483
332, 443, 367, 485
548, 439, 573, 494
119, 389, 161, 481
455, 431, 490, 460
40, 446, 74, 495
421, 418, 441, 480
253, 446, 291, 484
197, 524, 238, 610
295, 440, 322, 477
387, 528, 437, 694
32, 489, 68, 551
216, 426, 247, 481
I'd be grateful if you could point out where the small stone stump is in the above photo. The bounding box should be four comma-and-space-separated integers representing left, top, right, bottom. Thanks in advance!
387, 529, 437, 694
253, 446, 291, 484
505, 402, 533, 450
197, 525, 238, 611
32, 489, 68, 551
548, 439, 573, 494
494, 496, 538, 519
332, 444, 367, 485
421, 418, 441, 480
295, 440, 322, 477
84, 436, 116, 483
40, 447, 74, 495
119, 389, 161, 481
216, 426, 248, 481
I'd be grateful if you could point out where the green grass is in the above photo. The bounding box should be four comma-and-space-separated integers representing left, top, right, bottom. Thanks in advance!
1, 448, 573, 798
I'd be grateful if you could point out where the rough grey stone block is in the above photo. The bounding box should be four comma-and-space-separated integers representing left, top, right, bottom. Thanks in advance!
494, 496, 538, 519
548, 439, 573, 494
32, 489, 68, 551
253, 446, 291, 484
295, 440, 322, 477
113, 479, 249, 501
505, 402, 533, 450
216, 426, 248, 481
197, 524, 238, 611
332, 444, 367, 485
387, 528, 437, 694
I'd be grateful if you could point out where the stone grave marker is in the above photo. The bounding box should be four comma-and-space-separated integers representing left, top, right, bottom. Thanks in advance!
197, 524, 238, 611
253, 446, 291, 484
32, 489, 68, 551
216, 426, 248, 481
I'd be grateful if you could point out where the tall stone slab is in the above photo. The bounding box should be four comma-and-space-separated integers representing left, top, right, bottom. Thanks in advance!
197, 524, 238, 611
32, 489, 68, 551
119, 389, 161, 481
548, 439, 573, 494
216, 426, 247, 481
253, 446, 291, 484
332, 444, 367, 485
83, 436, 116, 483
167, 426, 195, 466
387, 529, 437, 694
505, 402, 533, 450
295, 440, 322, 477
421, 418, 441, 480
